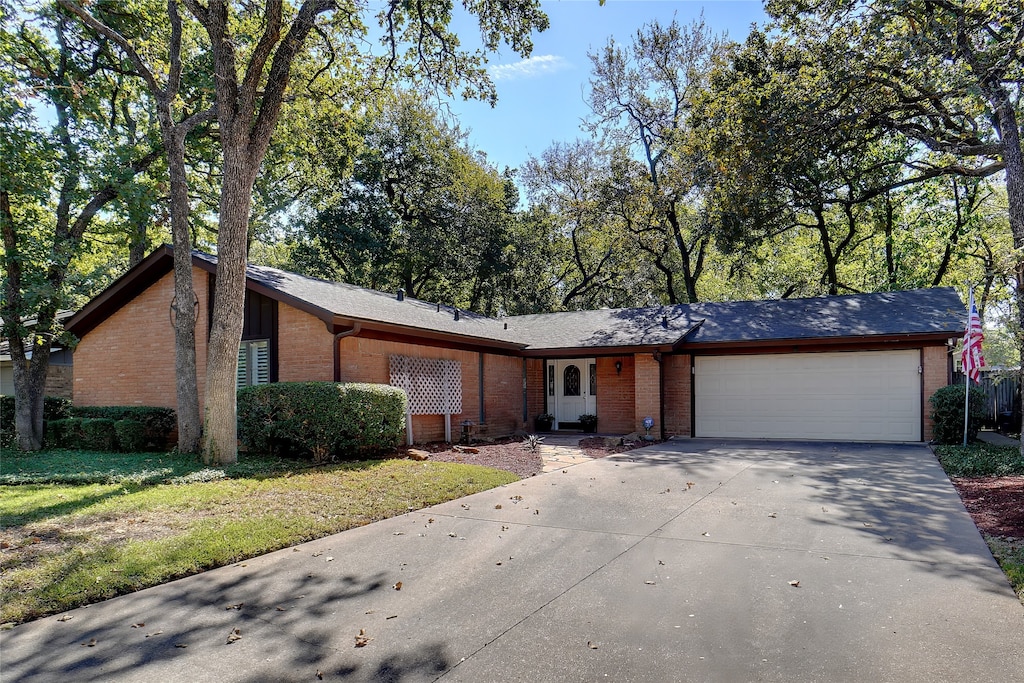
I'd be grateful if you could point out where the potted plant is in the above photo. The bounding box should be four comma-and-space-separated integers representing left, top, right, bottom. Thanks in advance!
535, 413, 555, 432
578, 414, 598, 433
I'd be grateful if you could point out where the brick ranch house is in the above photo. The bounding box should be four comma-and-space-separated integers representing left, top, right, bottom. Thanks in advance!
66, 246, 966, 444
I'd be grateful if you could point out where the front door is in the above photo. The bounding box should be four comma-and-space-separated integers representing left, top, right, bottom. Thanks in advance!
551, 359, 596, 428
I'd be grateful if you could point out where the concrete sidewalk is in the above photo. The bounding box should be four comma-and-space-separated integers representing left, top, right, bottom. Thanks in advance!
2, 440, 1022, 682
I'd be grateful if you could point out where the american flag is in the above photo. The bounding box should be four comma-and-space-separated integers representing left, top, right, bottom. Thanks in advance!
962, 290, 985, 382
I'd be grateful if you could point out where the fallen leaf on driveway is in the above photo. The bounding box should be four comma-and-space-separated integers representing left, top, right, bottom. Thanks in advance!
788, 580, 800, 588
175, 643, 188, 648
225, 603, 243, 611
768, 513, 778, 518
57, 615, 74, 622
588, 641, 599, 649
226, 628, 242, 644
312, 551, 324, 557
82, 638, 97, 647
393, 581, 403, 591
701, 532, 710, 537
494, 504, 502, 509
686, 482, 695, 489
355, 629, 371, 647
326, 556, 334, 562
130, 622, 144, 628
644, 580, 656, 585
316, 670, 323, 680
146, 630, 163, 638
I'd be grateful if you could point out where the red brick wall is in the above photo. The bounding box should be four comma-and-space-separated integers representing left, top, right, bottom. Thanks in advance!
483, 353, 528, 436
922, 344, 950, 441
596, 355, 635, 433
44, 364, 73, 399
663, 353, 691, 437
277, 305, 333, 382
634, 353, 661, 435
526, 358, 545, 427
74, 267, 210, 408
336, 338, 523, 443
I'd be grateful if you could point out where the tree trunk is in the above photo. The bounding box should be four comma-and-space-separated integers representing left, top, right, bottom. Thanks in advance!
991, 102, 1024, 458
165, 124, 202, 454
202, 146, 258, 464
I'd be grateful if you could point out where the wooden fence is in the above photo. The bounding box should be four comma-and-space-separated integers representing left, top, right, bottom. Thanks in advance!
951, 370, 1021, 430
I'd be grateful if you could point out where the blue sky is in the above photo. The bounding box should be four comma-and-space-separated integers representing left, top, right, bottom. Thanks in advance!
447, 0, 769, 172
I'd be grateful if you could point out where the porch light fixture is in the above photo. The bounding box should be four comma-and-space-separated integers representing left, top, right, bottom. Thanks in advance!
615, 361, 622, 375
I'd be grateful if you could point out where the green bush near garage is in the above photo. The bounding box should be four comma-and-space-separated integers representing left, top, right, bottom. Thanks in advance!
929, 384, 988, 445
238, 382, 407, 463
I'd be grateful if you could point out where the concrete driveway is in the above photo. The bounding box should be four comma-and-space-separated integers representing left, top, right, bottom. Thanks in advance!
2, 440, 1023, 682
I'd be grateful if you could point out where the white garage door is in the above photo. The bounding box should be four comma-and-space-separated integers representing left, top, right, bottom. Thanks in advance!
695, 350, 922, 441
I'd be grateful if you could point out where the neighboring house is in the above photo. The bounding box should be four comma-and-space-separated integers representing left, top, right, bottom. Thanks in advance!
65, 246, 965, 443
0, 311, 75, 399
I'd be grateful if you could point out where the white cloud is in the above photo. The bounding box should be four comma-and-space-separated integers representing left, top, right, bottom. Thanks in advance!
489, 55, 571, 81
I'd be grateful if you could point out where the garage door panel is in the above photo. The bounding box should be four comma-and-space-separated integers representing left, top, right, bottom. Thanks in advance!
695, 351, 921, 441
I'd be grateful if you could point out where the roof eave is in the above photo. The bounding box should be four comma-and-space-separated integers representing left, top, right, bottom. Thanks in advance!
678, 331, 959, 351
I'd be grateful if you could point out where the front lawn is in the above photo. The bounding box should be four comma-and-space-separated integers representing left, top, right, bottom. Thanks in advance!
0, 448, 518, 625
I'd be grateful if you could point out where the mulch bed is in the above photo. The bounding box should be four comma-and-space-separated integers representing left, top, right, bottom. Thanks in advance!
419, 439, 544, 479
950, 476, 1024, 538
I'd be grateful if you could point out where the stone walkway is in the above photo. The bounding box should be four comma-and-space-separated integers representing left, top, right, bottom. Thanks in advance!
537, 433, 594, 473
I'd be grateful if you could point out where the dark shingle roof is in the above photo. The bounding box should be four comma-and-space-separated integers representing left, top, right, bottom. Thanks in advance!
679, 288, 965, 344
195, 253, 522, 346
503, 288, 965, 350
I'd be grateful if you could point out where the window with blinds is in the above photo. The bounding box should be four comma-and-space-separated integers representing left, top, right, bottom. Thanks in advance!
237, 339, 270, 388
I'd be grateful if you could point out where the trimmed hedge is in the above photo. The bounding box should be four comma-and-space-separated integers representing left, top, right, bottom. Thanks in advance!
238, 382, 407, 463
929, 384, 988, 445
45, 418, 84, 449
1, 396, 73, 447
81, 418, 118, 451
72, 406, 175, 440
114, 419, 147, 452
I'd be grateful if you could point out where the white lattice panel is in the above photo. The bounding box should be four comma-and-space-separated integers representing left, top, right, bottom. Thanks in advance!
389, 355, 462, 415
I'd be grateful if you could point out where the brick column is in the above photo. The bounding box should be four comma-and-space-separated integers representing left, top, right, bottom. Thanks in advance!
922, 345, 951, 441
634, 353, 662, 435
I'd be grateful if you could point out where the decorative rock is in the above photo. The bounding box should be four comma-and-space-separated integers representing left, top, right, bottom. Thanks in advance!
453, 445, 480, 454
603, 436, 623, 448
407, 449, 430, 461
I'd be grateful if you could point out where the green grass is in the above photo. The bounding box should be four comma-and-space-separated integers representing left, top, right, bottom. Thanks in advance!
0, 450, 518, 625
932, 442, 1024, 477
0, 447, 300, 485
986, 536, 1024, 601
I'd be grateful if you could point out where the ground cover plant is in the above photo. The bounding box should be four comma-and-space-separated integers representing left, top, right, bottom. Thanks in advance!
934, 442, 1024, 602
0, 448, 518, 625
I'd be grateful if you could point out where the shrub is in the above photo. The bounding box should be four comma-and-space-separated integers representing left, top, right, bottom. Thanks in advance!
238, 382, 407, 463
81, 418, 118, 451
45, 418, 84, 449
114, 419, 147, 452
1, 396, 73, 447
72, 406, 176, 448
929, 384, 988, 445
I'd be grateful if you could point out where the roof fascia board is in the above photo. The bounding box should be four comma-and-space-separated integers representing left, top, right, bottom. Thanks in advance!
679, 332, 956, 353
